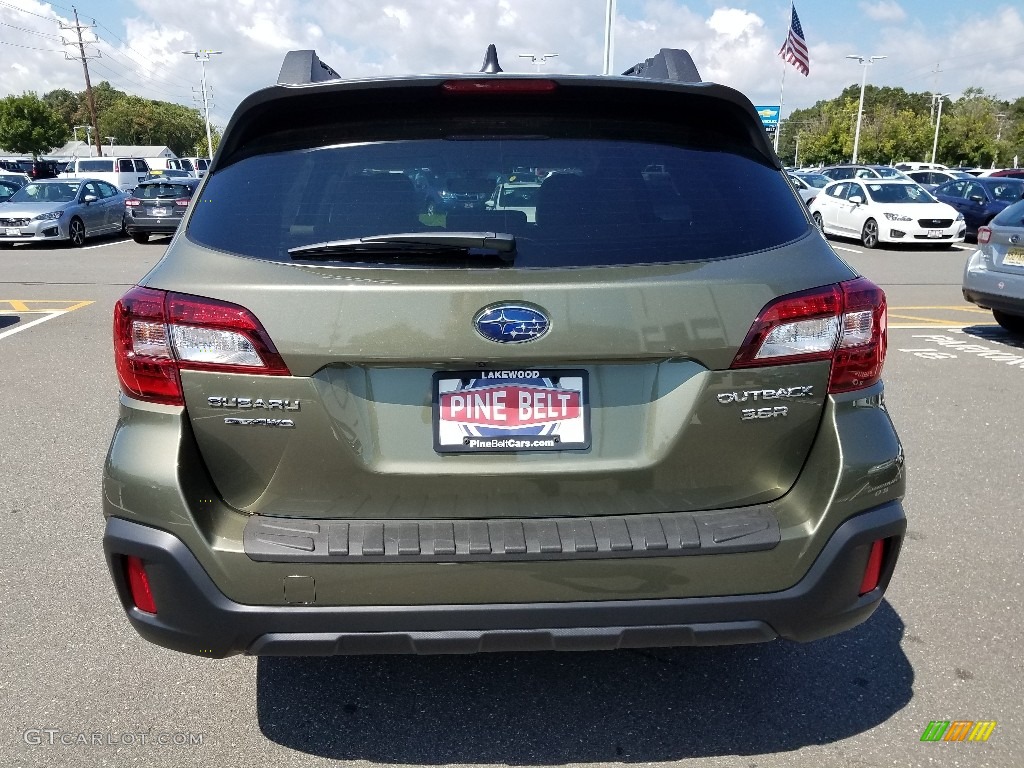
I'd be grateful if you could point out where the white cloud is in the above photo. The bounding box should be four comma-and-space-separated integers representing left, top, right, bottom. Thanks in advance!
859, 2, 907, 23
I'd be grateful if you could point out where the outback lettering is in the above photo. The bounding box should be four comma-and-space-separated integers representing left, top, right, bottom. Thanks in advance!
717, 386, 814, 405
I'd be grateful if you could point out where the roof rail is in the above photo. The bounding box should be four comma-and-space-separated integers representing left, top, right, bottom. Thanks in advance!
621, 48, 701, 83
277, 50, 341, 85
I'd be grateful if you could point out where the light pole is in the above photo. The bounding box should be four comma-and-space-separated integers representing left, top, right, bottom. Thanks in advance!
846, 54, 886, 164
518, 53, 558, 72
182, 49, 222, 160
72, 125, 91, 158
931, 93, 950, 164
104, 136, 115, 156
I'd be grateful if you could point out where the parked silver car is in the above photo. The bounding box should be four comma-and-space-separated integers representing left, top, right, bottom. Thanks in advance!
0, 178, 127, 247
963, 197, 1024, 334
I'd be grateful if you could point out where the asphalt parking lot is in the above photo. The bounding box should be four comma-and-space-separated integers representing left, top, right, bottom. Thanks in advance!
0, 234, 1021, 768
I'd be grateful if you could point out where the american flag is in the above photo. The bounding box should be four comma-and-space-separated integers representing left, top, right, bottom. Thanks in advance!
778, 4, 810, 76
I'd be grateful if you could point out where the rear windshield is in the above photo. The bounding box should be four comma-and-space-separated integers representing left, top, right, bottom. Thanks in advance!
992, 199, 1024, 226
187, 121, 809, 268
78, 160, 114, 173
136, 183, 193, 199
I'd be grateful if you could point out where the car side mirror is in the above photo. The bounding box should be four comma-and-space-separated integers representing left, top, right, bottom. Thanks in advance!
848, 195, 864, 205
484, 200, 495, 209
82, 194, 98, 204
969, 195, 985, 204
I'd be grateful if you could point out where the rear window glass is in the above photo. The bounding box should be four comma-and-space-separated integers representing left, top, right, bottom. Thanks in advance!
78, 160, 114, 173
187, 122, 809, 268
992, 199, 1024, 226
137, 183, 192, 199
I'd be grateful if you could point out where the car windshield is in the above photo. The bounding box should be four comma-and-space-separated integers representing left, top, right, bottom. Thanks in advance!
872, 167, 905, 179
796, 173, 830, 188
9, 182, 80, 203
137, 183, 192, 199
864, 183, 934, 204
77, 160, 114, 173
188, 130, 808, 268
990, 181, 1024, 202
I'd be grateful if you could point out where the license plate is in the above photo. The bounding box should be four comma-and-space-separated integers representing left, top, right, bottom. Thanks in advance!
927, 229, 942, 238
433, 369, 590, 453
4, 228, 20, 236
149, 207, 169, 217
1004, 247, 1024, 267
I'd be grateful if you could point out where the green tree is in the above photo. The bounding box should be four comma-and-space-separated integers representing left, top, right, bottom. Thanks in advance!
0, 92, 69, 157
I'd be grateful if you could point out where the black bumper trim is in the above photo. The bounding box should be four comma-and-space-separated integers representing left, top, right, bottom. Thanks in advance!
242, 506, 780, 563
103, 500, 905, 657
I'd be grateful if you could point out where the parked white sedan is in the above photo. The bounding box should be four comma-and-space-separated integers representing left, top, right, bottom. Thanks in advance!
809, 179, 966, 249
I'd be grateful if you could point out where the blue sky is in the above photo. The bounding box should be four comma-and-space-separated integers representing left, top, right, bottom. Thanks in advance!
2, 0, 1022, 130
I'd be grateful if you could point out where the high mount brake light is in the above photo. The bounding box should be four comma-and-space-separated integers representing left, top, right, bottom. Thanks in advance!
442, 79, 558, 94
731, 277, 887, 394
114, 286, 289, 406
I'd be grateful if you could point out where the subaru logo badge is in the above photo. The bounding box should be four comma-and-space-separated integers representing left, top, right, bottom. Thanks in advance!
474, 304, 550, 344
1011, 235, 1021, 245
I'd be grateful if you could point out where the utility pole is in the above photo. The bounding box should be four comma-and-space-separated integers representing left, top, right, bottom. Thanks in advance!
61, 8, 102, 158
182, 49, 222, 160
847, 54, 886, 164
603, 0, 616, 75
931, 93, 950, 164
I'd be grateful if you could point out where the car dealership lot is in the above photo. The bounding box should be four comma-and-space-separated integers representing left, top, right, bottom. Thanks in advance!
1, 237, 1020, 767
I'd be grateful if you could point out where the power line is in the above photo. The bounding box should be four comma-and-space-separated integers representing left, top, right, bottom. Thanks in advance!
0, 0, 53, 20
0, 39, 63, 52
0, 20, 62, 40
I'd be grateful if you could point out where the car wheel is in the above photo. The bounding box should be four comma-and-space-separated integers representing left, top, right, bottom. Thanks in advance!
132, 233, 149, 244
121, 214, 129, 236
68, 217, 86, 247
812, 212, 824, 231
993, 310, 1024, 335
861, 218, 879, 249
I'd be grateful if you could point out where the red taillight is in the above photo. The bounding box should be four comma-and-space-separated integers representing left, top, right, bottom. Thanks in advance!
731, 277, 887, 394
124, 555, 157, 613
125, 199, 140, 207
858, 539, 886, 595
113, 286, 290, 406
977, 226, 992, 245
175, 198, 191, 207
442, 79, 558, 94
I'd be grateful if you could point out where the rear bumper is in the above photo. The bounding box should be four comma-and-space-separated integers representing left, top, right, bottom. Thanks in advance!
963, 250, 1024, 311
103, 500, 905, 657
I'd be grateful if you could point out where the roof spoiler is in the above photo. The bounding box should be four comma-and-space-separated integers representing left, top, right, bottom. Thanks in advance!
277, 50, 341, 85
621, 48, 701, 83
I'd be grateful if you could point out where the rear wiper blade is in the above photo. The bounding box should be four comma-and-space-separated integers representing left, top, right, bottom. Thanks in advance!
288, 231, 516, 260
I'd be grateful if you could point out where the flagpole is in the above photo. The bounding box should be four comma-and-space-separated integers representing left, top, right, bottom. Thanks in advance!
775, 58, 786, 154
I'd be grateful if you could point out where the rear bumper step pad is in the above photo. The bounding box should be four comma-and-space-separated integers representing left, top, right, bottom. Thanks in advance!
242, 507, 780, 563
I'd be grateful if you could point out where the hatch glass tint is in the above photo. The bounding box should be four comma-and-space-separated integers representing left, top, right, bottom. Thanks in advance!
187, 128, 808, 268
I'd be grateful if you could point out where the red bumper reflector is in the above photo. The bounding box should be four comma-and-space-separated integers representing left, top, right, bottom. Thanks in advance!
859, 539, 886, 596
124, 555, 157, 614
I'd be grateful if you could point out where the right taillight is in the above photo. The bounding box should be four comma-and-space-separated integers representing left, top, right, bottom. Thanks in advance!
114, 286, 290, 406
731, 277, 887, 394
977, 226, 992, 245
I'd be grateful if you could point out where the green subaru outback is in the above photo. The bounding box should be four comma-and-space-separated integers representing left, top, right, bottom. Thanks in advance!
103, 48, 905, 657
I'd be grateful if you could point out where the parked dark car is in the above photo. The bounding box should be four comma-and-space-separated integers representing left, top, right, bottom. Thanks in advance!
906, 169, 974, 191
2, 158, 62, 180
124, 176, 200, 243
820, 165, 907, 181
931, 177, 1024, 239
410, 169, 495, 215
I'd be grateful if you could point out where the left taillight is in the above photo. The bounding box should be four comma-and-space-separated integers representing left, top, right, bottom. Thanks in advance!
113, 286, 290, 406
731, 277, 887, 394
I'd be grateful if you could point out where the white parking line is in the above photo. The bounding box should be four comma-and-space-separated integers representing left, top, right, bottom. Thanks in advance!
0, 311, 67, 340
831, 245, 860, 253
82, 238, 129, 250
